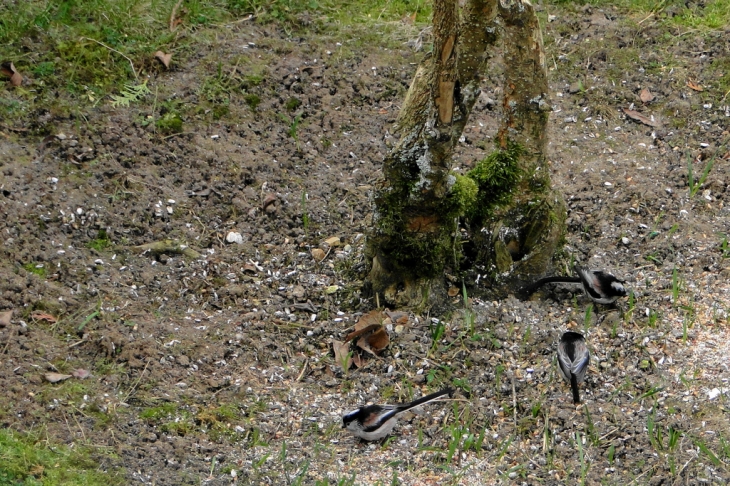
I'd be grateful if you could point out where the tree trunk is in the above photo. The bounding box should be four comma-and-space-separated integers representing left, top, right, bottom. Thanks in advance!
366, 0, 564, 308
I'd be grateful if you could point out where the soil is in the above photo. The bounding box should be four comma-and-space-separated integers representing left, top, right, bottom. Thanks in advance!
1, 4, 729, 485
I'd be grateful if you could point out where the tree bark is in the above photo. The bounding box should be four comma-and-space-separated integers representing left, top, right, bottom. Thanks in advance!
366, 0, 564, 308
482, 0, 566, 292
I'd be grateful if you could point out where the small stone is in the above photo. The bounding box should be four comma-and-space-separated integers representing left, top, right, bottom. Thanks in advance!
292, 285, 306, 300
311, 248, 326, 261
622, 237, 630, 245
226, 231, 243, 244
323, 236, 341, 247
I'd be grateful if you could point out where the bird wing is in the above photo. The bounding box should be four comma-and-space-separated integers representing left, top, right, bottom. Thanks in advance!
361, 406, 399, 432
571, 347, 590, 382
557, 344, 573, 381
576, 267, 603, 300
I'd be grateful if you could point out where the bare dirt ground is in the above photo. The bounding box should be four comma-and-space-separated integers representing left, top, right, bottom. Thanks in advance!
1, 3, 729, 485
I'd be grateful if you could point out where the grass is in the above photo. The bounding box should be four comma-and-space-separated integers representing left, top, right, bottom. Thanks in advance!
22, 262, 47, 278
0, 428, 123, 485
688, 153, 715, 198
0, 0, 431, 128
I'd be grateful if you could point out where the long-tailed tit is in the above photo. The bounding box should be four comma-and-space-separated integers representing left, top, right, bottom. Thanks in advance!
522, 267, 627, 304
557, 331, 590, 404
342, 388, 452, 441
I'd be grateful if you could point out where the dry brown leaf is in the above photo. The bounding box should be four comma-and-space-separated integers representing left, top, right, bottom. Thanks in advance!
357, 334, 376, 355
447, 286, 460, 297
622, 108, 659, 127
639, 88, 654, 103
31, 311, 57, 323
352, 353, 364, 368
44, 372, 72, 383
0, 309, 12, 327
332, 340, 352, 370
355, 309, 383, 330
385, 310, 409, 325
262, 192, 277, 209
1, 62, 22, 87
344, 323, 380, 343
154, 51, 172, 69
356, 327, 390, 355
686, 80, 703, 92
366, 327, 389, 353
311, 248, 326, 261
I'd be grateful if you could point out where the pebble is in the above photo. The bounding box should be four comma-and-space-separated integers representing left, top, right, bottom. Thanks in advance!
226, 231, 243, 244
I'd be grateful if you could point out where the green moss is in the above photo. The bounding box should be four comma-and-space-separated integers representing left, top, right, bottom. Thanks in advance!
244, 93, 261, 110
156, 112, 183, 134
284, 97, 301, 111
22, 262, 47, 278
467, 140, 524, 220
450, 174, 479, 215
0, 428, 123, 485
86, 229, 111, 251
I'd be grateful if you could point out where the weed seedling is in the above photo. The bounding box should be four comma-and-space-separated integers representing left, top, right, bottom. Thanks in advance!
671, 267, 679, 304
687, 153, 714, 197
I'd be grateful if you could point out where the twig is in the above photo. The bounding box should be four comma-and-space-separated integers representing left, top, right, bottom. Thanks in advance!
672, 455, 695, 486
80, 37, 138, 80
296, 359, 308, 382
170, 0, 184, 31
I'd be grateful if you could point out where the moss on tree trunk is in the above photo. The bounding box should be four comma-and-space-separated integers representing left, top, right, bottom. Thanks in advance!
366, 0, 565, 308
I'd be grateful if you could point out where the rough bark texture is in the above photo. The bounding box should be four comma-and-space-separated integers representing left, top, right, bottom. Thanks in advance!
483, 0, 566, 293
367, 0, 563, 308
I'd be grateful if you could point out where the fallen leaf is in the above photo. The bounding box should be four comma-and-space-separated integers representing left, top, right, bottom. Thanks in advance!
356, 310, 383, 329
262, 192, 277, 209
366, 327, 389, 353
324, 285, 339, 294
639, 88, 654, 103
344, 323, 380, 343
72, 369, 91, 379
357, 327, 390, 355
331, 340, 352, 370
0, 309, 12, 327
447, 286, 460, 297
311, 248, 326, 261
686, 80, 703, 92
31, 311, 57, 323
385, 310, 409, 325
622, 108, 659, 127
154, 51, 172, 69
44, 372, 72, 383
352, 353, 364, 368
1, 62, 22, 87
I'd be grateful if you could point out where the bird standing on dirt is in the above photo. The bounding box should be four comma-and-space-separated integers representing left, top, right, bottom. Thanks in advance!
522, 267, 627, 304
557, 331, 590, 404
342, 388, 453, 441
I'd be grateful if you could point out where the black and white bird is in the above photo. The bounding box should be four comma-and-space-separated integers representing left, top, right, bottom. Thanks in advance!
522, 266, 627, 305
342, 388, 452, 441
557, 331, 590, 404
